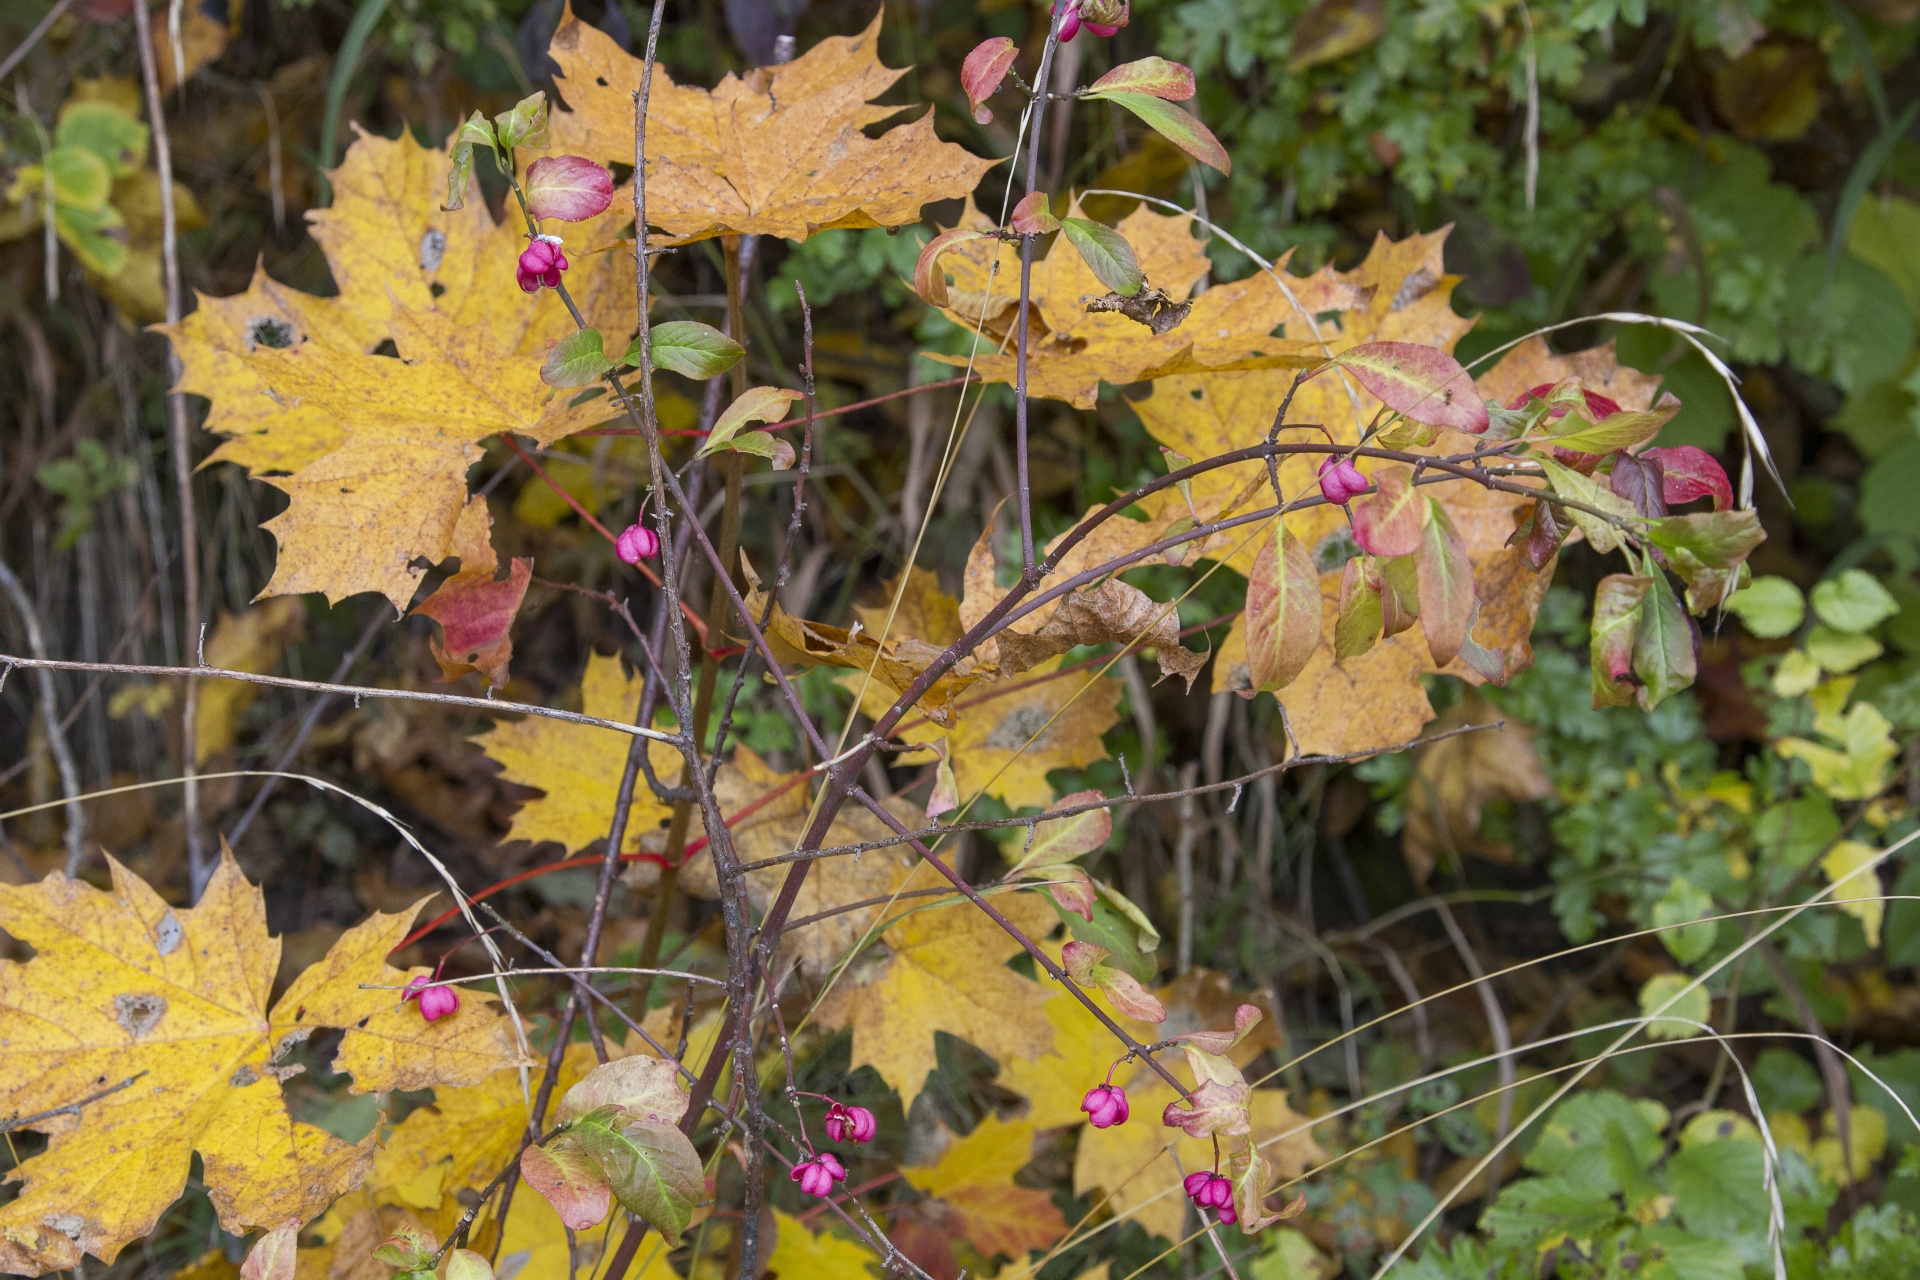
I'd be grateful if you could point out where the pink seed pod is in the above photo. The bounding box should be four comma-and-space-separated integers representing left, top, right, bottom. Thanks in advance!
789, 1160, 835, 1198
403, 975, 460, 1022
517, 236, 569, 294
823, 1102, 877, 1144
1186, 1171, 1233, 1211
1081, 1083, 1129, 1129
1317, 455, 1368, 505
615, 523, 659, 564
816, 1151, 847, 1182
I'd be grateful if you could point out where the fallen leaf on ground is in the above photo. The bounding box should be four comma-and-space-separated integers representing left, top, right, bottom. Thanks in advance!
1399, 691, 1554, 883
903, 1115, 1068, 1261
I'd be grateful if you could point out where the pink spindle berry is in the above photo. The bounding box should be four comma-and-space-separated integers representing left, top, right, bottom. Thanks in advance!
517, 235, 569, 294
403, 975, 460, 1022
1317, 455, 1368, 505
615, 522, 659, 564
1053, 0, 1127, 41
823, 1103, 877, 1144
790, 1151, 848, 1198
1185, 1171, 1233, 1212
1081, 1083, 1129, 1129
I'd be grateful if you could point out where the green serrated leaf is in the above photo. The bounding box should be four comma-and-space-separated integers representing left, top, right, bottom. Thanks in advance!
1810, 568, 1899, 633
1726, 575, 1804, 638
1081, 89, 1231, 174
56, 102, 148, 176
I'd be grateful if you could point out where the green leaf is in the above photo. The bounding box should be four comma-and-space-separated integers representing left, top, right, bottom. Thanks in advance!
540, 328, 614, 388
568, 1106, 703, 1244
1048, 890, 1156, 982
1010, 789, 1111, 872
629, 321, 744, 381
1536, 457, 1638, 555
55, 102, 148, 176
1083, 57, 1196, 102
1645, 510, 1765, 569
1811, 569, 1899, 633
1653, 876, 1717, 965
44, 145, 114, 212
1726, 575, 1804, 638
1632, 569, 1695, 710
1806, 625, 1883, 673
1082, 90, 1231, 175
557, 1055, 689, 1128
492, 91, 550, 151
1750, 1046, 1824, 1114
701, 386, 804, 467
54, 202, 128, 277
1544, 393, 1681, 455
1058, 217, 1142, 297
1334, 557, 1383, 659
1639, 973, 1709, 1041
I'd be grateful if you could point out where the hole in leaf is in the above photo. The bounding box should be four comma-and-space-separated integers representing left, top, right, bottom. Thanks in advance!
246, 316, 297, 350
371, 339, 401, 359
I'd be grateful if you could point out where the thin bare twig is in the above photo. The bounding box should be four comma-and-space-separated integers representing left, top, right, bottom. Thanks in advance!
0, 558, 86, 872
2, 1071, 144, 1133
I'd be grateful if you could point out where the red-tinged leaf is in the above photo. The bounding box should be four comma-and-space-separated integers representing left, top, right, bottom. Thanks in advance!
1010, 191, 1060, 236
1332, 341, 1489, 433
1643, 445, 1733, 511
521, 1137, 613, 1231
1632, 569, 1697, 710
1334, 557, 1383, 660
912, 227, 986, 307
1026, 864, 1097, 920
239, 1221, 299, 1280
1591, 574, 1650, 708
1380, 554, 1420, 636
961, 37, 1019, 124
1061, 940, 1108, 985
1546, 391, 1681, 455
1608, 453, 1669, 518
1245, 521, 1320, 692
541, 327, 614, 388
1510, 498, 1568, 570
1097, 967, 1168, 1023
524, 154, 613, 221
1086, 56, 1196, 101
926, 743, 959, 820
1174, 1004, 1264, 1055
1018, 790, 1111, 867
1350, 464, 1424, 557
414, 556, 532, 689
443, 1249, 495, 1280
1162, 1077, 1252, 1138
1084, 90, 1231, 174
1414, 497, 1474, 667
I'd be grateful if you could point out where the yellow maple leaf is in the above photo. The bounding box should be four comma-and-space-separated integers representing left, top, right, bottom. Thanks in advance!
547, 8, 995, 243
113, 598, 307, 761
928, 199, 1330, 410
814, 894, 1059, 1110
1075, 1083, 1322, 1244
476, 652, 684, 854
677, 746, 918, 981
1104, 233, 1666, 756
766, 1208, 881, 1279
903, 1115, 1067, 1261
167, 128, 637, 609
0, 854, 528, 1273
899, 657, 1124, 812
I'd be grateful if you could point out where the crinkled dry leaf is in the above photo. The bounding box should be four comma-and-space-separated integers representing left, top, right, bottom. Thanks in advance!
996, 578, 1206, 689
814, 894, 1058, 1110
548, 8, 993, 243
0, 854, 527, 1273
929, 200, 1321, 408
476, 652, 682, 854
1400, 691, 1553, 884
167, 129, 636, 609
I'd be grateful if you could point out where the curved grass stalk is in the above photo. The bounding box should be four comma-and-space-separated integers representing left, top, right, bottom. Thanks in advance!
1368, 827, 1920, 1277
